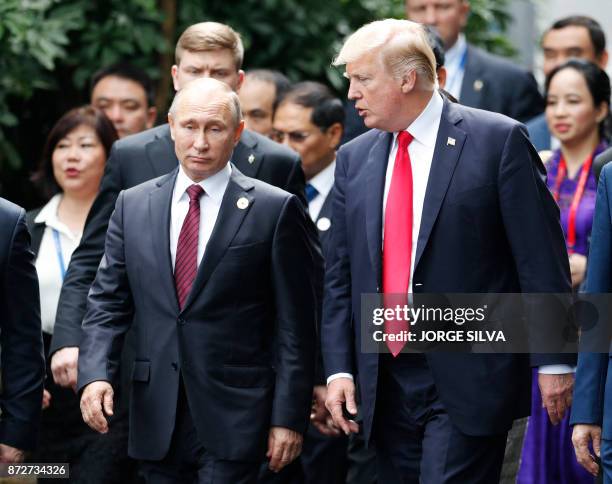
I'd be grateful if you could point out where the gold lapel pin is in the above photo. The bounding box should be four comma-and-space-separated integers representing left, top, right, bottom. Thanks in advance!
237, 197, 249, 210
316, 217, 331, 231
447, 137, 456, 146
473, 79, 484, 92
248, 154, 255, 164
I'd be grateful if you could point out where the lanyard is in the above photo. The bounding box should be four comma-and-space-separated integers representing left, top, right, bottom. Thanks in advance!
552, 153, 593, 254
446, 48, 468, 98
52, 229, 66, 280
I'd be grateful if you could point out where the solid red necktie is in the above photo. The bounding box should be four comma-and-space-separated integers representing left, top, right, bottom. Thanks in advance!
175, 184, 204, 309
383, 131, 414, 357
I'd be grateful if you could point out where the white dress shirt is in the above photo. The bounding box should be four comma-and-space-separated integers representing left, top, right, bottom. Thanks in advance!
170, 164, 231, 269
34, 194, 81, 334
308, 160, 336, 221
444, 33, 468, 101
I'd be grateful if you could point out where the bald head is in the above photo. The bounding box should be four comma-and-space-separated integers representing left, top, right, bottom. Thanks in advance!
168, 77, 245, 182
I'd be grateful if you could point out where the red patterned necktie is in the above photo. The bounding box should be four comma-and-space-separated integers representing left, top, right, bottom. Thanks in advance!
383, 131, 414, 357
175, 184, 204, 309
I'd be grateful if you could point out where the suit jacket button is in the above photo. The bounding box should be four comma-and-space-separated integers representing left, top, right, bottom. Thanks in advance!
177, 317, 185, 325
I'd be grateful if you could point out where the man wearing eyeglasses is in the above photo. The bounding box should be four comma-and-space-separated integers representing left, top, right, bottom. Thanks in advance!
271, 81, 347, 484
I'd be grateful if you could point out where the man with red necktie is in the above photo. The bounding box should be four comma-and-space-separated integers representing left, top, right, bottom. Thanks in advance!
77, 78, 318, 483
321, 19, 575, 483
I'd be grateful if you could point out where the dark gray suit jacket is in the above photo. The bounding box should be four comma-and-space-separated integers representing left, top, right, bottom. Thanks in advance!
77, 167, 318, 462
50, 125, 307, 356
460, 45, 543, 123
0, 198, 45, 450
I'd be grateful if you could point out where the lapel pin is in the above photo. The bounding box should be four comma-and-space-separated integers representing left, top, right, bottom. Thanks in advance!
447, 137, 456, 146
316, 217, 331, 232
237, 197, 249, 210
473, 79, 484, 92
248, 154, 255, 164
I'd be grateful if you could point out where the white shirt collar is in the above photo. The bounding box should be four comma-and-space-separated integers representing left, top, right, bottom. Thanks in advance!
34, 193, 79, 240
174, 163, 232, 204
308, 160, 336, 199
445, 33, 467, 67
396, 91, 444, 148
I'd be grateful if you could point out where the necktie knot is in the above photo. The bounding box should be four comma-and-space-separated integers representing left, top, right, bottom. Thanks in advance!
398, 131, 414, 150
186, 184, 204, 203
305, 183, 319, 203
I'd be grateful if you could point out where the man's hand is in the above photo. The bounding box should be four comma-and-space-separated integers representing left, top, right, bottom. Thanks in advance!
0, 444, 24, 463
311, 385, 341, 437
80, 381, 114, 434
50, 347, 79, 390
569, 253, 587, 288
42, 389, 52, 410
325, 378, 359, 435
266, 426, 303, 473
538, 373, 574, 425
572, 424, 601, 476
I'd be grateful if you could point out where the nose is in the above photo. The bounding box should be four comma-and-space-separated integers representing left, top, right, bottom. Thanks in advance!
66, 144, 80, 161
552, 100, 567, 117
193, 130, 208, 151
424, 6, 438, 25
347, 80, 360, 101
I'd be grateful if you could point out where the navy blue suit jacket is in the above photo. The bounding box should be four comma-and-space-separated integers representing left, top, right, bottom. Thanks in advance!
321, 98, 572, 443
0, 199, 45, 450
76, 167, 318, 462
571, 163, 612, 438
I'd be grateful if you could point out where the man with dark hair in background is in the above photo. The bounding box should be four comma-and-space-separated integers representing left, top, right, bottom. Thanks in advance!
527, 15, 608, 151
240, 69, 291, 137
90, 62, 158, 138
405, 0, 544, 123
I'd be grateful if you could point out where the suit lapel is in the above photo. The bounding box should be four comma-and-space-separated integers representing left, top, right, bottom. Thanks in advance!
414, 101, 466, 270
145, 125, 179, 177
231, 130, 261, 179
181, 167, 255, 312
365, 131, 393, 287
459, 46, 484, 109
149, 168, 180, 311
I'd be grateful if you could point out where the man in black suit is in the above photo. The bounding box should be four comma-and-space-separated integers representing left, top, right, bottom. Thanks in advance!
50, 21, 306, 388
78, 78, 317, 482
405, 0, 543, 123
0, 198, 45, 462
272, 81, 347, 483
322, 19, 573, 483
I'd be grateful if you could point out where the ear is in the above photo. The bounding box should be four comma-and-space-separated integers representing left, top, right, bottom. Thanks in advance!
459, 1, 471, 28
236, 70, 246, 92
595, 101, 609, 124
234, 119, 245, 144
437, 66, 447, 90
168, 113, 176, 141
171, 65, 180, 91
146, 107, 158, 129
400, 70, 417, 94
598, 50, 609, 70
326, 122, 343, 149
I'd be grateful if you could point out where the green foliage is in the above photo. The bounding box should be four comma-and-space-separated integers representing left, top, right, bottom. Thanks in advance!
1, 0, 517, 175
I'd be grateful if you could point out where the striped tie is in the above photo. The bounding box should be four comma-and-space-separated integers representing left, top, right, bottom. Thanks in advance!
175, 184, 204, 309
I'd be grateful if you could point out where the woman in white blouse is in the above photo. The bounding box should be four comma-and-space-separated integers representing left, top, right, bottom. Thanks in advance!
26, 106, 119, 481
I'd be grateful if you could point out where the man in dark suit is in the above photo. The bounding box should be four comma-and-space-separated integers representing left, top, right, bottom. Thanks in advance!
78, 78, 317, 482
272, 81, 347, 483
527, 16, 608, 151
405, 0, 543, 123
50, 21, 305, 389
0, 198, 45, 462
322, 19, 574, 483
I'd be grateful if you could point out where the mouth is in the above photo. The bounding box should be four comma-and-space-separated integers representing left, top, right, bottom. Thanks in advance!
187, 155, 209, 163
553, 124, 571, 134
65, 168, 80, 177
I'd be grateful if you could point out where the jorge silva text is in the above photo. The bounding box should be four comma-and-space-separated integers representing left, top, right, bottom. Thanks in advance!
372, 329, 507, 343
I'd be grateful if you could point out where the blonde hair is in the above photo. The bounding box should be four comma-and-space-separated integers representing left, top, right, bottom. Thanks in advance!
175, 22, 244, 69
333, 19, 436, 88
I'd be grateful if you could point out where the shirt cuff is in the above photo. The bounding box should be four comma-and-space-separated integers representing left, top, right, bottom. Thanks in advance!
538, 364, 576, 374
326, 373, 354, 385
